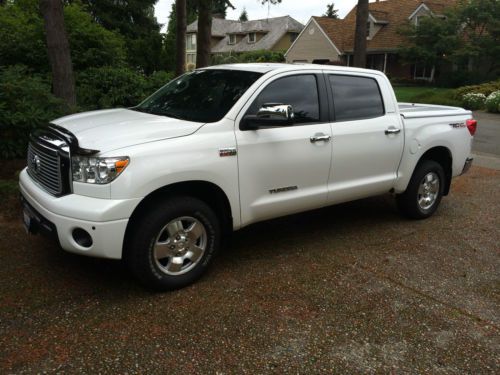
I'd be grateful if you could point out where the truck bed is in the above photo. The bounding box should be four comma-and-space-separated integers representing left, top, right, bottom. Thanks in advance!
398, 103, 471, 119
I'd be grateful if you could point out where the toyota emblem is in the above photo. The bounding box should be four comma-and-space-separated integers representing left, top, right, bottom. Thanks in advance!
33, 154, 41, 173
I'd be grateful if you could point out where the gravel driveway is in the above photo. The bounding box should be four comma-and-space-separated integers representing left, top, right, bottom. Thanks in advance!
0, 166, 499, 374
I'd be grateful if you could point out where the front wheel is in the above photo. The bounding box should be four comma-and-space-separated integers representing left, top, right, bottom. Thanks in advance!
396, 160, 445, 220
125, 196, 221, 291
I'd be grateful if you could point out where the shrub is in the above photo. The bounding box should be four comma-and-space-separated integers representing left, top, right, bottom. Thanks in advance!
484, 91, 500, 113
454, 80, 500, 101
461, 93, 487, 110
0, 65, 68, 159
76, 67, 173, 110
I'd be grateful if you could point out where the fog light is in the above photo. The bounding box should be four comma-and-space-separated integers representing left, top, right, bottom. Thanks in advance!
72, 228, 93, 248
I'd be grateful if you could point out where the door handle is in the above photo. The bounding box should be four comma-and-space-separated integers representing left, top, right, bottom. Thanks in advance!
310, 134, 332, 143
385, 127, 401, 135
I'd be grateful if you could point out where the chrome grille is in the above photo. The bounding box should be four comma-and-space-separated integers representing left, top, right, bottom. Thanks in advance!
27, 141, 63, 195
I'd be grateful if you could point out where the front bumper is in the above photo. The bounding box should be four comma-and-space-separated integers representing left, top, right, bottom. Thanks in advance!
461, 157, 474, 175
19, 169, 141, 259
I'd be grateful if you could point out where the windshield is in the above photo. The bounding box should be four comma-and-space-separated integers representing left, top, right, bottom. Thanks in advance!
133, 69, 263, 123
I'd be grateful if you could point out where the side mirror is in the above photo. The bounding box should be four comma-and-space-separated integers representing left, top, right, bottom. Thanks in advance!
241, 103, 295, 130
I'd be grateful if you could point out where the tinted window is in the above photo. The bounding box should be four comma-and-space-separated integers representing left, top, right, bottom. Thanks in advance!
329, 75, 384, 121
134, 70, 262, 123
248, 75, 320, 124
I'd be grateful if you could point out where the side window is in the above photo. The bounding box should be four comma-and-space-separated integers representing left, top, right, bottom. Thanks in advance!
247, 75, 320, 124
329, 75, 384, 121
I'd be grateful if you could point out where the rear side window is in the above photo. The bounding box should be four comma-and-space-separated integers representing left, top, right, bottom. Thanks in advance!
329, 75, 384, 121
247, 75, 320, 124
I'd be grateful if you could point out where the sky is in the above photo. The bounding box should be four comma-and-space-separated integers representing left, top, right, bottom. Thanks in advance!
154, 0, 361, 32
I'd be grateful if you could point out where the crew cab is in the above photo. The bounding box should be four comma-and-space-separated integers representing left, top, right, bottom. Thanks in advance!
20, 63, 476, 290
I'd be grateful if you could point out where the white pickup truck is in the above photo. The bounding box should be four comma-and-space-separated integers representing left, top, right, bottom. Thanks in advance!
20, 63, 476, 290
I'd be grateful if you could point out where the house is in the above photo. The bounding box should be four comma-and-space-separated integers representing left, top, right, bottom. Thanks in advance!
285, 0, 456, 80
186, 16, 304, 67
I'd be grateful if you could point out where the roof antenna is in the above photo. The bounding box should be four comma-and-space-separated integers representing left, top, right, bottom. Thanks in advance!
267, 0, 270, 20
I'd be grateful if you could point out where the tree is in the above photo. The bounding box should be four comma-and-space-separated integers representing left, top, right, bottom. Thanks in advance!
353, 0, 368, 68
239, 7, 248, 22
323, 3, 339, 19
399, 0, 500, 84
79, 0, 163, 74
196, 0, 212, 68
195, 0, 235, 68
40, 0, 76, 106
164, 0, 197, 72
175, 0, 186, 76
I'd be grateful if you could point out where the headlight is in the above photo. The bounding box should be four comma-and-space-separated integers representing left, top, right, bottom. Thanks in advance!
72, 156, 129, 184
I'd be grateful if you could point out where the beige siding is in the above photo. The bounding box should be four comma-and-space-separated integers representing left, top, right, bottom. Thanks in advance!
272, 33, 294, 51
285, 20, 340, 63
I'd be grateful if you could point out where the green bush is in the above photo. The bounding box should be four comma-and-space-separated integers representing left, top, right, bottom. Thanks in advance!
453, 80, 500, 101
461, 93, 487, 110
77, 67, 173, 110
0, 65, 68, 159
485, 91, 500, 113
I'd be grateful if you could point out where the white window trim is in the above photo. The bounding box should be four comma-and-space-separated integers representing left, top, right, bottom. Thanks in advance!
228, 34, 236, 45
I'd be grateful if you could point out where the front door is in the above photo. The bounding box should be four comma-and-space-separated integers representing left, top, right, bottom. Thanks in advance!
235, 73, 332, 226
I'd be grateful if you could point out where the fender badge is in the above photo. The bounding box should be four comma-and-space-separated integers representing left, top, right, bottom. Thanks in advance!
219, 147, 237, 157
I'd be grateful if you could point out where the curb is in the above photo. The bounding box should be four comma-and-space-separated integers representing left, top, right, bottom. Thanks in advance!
471, 152, 500, 171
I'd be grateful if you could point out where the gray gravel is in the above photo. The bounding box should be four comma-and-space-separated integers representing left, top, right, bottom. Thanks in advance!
0, 166, 499, 374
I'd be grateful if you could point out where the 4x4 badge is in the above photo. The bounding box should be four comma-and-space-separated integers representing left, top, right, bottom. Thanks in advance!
219, 148, 237, 157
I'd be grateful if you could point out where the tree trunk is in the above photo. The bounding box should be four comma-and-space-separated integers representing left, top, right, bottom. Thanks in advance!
196, 0, 212, 68
353, 0, 368, 68
40, 0, 76, 106
175, 0, 187, 76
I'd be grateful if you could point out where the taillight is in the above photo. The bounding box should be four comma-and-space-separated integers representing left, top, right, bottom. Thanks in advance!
466, 119, 477, 136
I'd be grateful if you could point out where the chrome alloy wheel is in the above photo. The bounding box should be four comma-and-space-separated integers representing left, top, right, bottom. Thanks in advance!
417, 172, 440, 211
153, 216, 207, 276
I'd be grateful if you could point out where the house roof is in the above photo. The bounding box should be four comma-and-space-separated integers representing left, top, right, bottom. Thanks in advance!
187, 16, 304, 53
313, 0, 456, 53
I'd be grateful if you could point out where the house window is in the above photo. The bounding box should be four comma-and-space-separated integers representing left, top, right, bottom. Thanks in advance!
248, 33, 256, 43
289, 32, 299, 43
186, 53, 196, 65
366, 21, 371, 38
229, 34, 236, 45
414, 64, 433, 80
186, 34, 196, 51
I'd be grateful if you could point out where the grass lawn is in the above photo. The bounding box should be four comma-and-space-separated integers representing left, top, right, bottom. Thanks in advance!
393, 86, 458, 105
394, 86, 453, 102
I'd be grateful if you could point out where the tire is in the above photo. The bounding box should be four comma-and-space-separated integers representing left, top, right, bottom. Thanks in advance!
396, 160, 445, 220
125, 196, 221, 291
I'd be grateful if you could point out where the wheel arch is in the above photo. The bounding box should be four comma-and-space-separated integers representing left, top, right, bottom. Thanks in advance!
417, 146, 453, 196
123, 180, 233, 256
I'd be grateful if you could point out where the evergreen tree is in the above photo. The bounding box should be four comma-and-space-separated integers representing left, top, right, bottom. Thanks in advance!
323, 3, 339, 19
79, 0, 163, 74
239, 7, 248, 22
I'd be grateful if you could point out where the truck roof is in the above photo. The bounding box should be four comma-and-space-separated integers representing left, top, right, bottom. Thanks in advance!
203, 63, 384, 76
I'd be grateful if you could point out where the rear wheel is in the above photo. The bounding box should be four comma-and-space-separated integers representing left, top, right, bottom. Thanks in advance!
125, 196, 220, 291
396, 160, 445, 220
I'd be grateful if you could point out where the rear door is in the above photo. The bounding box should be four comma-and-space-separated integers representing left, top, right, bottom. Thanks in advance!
325, 73, 404, 204
235, 73, 332, 225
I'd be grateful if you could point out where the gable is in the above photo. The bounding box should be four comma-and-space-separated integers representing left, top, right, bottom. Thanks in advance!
285, 18, 342, 63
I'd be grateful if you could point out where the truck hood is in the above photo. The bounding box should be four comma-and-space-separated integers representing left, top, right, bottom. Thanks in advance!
52, 108, 205, 153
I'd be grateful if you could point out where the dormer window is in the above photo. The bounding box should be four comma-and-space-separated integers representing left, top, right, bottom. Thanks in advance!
366, 21, 371, 38
248, 32, 256, 43
229, 34, 236, 45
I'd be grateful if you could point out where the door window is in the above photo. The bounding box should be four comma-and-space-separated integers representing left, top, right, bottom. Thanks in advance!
329, 75, 384, 121
247, 75, 320, 124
